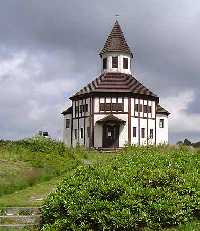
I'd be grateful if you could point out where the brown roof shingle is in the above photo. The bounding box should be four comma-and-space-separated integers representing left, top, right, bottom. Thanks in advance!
70, 72, 158, 100
61, 106, 72, 115
96, 114, 126, 124
156, 104, 170, 116
99, 20, 133, 57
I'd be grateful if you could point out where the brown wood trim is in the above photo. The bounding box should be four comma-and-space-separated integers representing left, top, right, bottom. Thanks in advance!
147, 100, 149, 146
128, 97, 131, 144
92, 97, 94, 147
138, 99, 141, 145
104, 97, 106, 113
111, 97, 113, 113
74, 101, 76, 118
81, 99, 83, 117
84, 98, 86, 145
70, 92, 159, 102
134, 116, 155, 120
94, 112, 129, 115
116, 97, 118, 112
72, 116, 90, 120
143, 99, 144, 118
155, 102, 157, 145
122, 97, 124, 112
71, 103, 73, 147
98, 97, 100, 113
89, 97, 92, 147
78, 100, 80, 143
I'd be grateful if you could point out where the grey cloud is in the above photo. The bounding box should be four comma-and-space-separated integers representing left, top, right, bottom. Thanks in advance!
0, 0, 200, 142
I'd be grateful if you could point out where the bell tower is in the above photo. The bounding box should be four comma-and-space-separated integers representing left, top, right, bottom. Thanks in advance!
99, 20, 133, 75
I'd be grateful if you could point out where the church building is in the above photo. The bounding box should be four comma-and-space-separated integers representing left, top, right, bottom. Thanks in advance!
62, 21, 170, 149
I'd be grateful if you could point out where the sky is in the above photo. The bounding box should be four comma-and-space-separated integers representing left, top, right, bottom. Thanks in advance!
0, 0, 200, 143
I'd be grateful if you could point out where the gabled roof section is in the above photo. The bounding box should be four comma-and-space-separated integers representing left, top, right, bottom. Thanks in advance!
61, 106, 72, 115
99, 20, 133, 57
156, 104, 170, 116
70, 72, 158, 100
96, 114, 126, 124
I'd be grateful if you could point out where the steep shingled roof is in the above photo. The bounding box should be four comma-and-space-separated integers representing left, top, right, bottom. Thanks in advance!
61, 106, 72, 115
70, 72, 158, 99
99, 20, 133, 57
156, 104, 170, 116
96, 114, 126, 124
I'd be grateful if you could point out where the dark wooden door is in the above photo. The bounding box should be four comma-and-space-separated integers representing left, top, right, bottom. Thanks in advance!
103, 124, 119, 148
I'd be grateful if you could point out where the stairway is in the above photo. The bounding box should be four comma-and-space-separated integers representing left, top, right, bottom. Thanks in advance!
97, 147, 122, 153
0, 207, 41, 230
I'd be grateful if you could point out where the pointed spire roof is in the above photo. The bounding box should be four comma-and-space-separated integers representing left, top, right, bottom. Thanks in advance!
99, 20, 133, 57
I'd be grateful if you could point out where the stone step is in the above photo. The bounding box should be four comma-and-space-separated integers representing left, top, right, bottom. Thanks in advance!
0, 224, 39, 230
0, 207, 41, 216
0, 215, 41, 225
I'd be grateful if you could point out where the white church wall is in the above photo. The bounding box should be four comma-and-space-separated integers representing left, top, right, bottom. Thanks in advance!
151, 101, 156, 118
131, 98, 135, 115
72, 101, 76, 116
93, 114, 105, 148
94, 97, 99, 113
72, 119, 78, 147
94, 123, 103, 148
124, 97, 128, 112
63, 114, 72, 146
144, 100, 148, 118
85, 117, 90, 148
156, 114, 169, 145
117, 114, 129, 147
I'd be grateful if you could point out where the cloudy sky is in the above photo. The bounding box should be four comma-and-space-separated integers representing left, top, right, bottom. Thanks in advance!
0, 0, 200, 143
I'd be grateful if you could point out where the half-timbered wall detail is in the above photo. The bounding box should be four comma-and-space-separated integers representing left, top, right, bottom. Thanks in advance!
62, 20, 169, 148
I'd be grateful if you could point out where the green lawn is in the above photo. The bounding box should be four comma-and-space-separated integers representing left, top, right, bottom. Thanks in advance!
0, 177, 61, 207
0, 137, 113, 207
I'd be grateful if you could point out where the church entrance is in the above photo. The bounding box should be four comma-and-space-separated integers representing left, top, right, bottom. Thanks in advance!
103, 123, 119, 148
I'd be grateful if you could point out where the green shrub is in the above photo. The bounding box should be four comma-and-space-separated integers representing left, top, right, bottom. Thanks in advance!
41, 146, 200, 230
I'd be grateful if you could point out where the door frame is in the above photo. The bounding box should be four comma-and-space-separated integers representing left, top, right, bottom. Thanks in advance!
102, 123, 119, 148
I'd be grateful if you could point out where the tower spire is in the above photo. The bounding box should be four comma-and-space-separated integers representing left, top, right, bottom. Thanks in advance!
99, 20, 133, 58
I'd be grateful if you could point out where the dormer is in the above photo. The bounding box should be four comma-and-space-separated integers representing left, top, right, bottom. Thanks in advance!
99, 20, 133, 75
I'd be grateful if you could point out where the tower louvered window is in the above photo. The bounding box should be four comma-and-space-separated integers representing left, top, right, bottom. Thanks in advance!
112, 56, 118, 68
103, 58, 107, 69
123, 58, 128, 69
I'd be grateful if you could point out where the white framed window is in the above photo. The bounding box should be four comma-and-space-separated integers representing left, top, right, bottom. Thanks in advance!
150, 129, 153, 139
80, 128, 84, 139
133, 127, 137, 137
141, 128, 145, 138
159, 119, 164, 128
66, 119, 70, 128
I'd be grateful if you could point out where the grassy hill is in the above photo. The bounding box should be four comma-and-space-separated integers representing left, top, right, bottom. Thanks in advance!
1, 138, 200, 230
0, 137, 113, 207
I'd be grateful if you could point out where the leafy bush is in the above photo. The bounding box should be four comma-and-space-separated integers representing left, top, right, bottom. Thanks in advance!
41, 146, 200, 230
